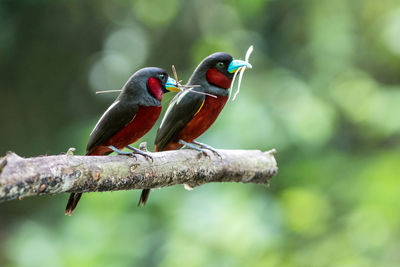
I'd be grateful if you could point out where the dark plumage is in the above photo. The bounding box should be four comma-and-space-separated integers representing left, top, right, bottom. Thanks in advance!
138, 52, 251, 206
65, 67, 178, 215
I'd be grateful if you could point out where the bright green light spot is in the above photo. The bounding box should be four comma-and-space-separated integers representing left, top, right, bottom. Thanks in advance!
132, 0, 180, 27
281, 188, 331, 235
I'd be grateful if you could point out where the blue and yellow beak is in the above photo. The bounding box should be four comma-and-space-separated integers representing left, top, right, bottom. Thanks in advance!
165, 77, 181, 92
228, 59, 252, 73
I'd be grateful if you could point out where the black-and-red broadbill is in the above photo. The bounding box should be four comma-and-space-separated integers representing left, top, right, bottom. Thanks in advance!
138, 52, 252, 205
65, 67, 179, 215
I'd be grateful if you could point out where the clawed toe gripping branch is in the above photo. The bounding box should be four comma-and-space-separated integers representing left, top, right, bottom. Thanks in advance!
0, 144, 278, 203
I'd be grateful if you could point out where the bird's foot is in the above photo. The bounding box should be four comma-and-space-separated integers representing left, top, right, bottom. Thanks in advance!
126, 145, 154, 162
192, 141, 222, 159
179, 140, 209, 158
108, 145, 138, 160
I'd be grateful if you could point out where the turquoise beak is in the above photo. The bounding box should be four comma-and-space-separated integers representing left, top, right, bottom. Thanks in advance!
228, 59, 252, 73
165, 77, 180, 92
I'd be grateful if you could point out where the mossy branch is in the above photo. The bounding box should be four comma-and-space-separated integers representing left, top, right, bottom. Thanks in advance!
0, 145, 278, 202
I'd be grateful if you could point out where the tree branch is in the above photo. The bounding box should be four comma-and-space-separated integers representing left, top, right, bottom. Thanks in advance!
0, 146, 278, 202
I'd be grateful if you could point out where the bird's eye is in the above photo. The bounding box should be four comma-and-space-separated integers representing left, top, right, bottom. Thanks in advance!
159, 73, 166, 80
216, 62, 225, 68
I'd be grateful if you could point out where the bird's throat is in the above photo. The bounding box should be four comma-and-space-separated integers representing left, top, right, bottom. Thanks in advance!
206, 68, 232, 89
147, 77, 163, 101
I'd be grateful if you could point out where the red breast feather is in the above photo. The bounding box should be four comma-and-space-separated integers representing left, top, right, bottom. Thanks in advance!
162, 95, 228, 151
89, 106, 161, 155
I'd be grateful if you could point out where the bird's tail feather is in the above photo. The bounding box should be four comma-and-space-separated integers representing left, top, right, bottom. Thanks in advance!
137, 145, 158, 207
65, 193, 82, 216
138, 189, 150, 206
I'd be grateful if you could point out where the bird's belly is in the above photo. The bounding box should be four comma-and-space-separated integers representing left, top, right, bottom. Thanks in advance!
178, 95, 228, 143
106, 105, 162, 149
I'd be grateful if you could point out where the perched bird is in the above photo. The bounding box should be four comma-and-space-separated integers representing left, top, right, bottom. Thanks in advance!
65, 67, 180, 215
138, 52, 252, 206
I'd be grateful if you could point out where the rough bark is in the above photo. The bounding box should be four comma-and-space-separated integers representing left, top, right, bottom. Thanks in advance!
0, 146, 278, 202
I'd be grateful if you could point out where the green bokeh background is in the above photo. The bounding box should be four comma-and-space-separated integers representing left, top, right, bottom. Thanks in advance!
1, 0, 400, 266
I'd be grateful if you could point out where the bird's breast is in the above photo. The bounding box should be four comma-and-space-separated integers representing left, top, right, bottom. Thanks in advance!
177, 95, 228, 143
106, 105, 162, 148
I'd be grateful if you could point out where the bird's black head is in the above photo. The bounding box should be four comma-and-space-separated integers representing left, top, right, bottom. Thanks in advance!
121, 67, 179, 105
189, 52, 251, 90
190, 52, 233, 89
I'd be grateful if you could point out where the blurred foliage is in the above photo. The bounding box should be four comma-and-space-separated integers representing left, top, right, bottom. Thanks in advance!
1, 0, 400, 266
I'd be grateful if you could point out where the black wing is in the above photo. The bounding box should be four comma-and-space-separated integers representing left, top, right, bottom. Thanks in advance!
155, 90, 205, 151
86, 100, 138, 155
